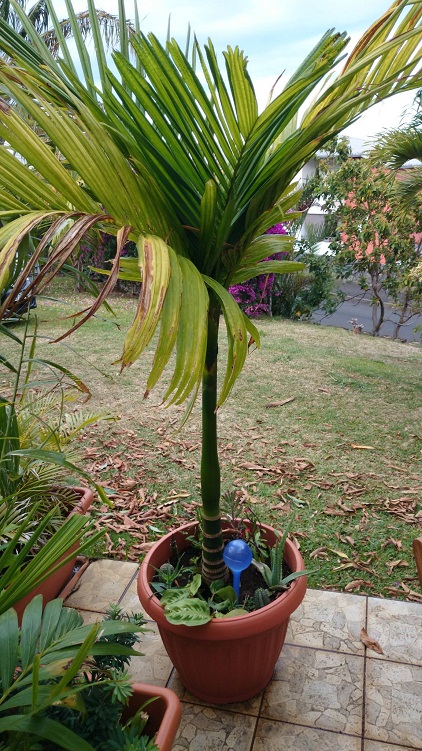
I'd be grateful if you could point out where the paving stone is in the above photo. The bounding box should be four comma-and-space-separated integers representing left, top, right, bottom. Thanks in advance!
254, 720, 362, 750
261, 645, 364, 736
172, 703, 256, 751
366, 597, 422, 665
64, 559, 138, 612
118, 570, 142, 611
70, 568, 419, 750
364, 741, 419, 750
168, 672, 262, 715
365, 659, 422, 748
287, 589, 367, 654
126, 621, 173, 687
79, 610, 104, 625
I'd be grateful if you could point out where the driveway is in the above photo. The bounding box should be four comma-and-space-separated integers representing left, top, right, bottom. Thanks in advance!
312, 281, 422, 343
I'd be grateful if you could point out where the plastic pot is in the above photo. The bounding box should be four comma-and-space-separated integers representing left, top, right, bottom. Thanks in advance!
138, 520, 307, 704
13, 486, 94, 621
124, 683, 182, 751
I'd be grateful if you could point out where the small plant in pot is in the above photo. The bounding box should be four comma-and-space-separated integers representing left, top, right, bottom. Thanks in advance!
0, 596, 181, 751
153, 511, 310, 626
0, 0, 421, 701
0, 320, 114, 615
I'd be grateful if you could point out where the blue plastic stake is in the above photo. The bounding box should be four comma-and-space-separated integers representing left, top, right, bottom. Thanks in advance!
223, 539, 253, 600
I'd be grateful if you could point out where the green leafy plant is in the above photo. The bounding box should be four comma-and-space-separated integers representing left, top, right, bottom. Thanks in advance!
272, 236, 344, 319
150, 560, 194, 597
154, 513, 310, 625
252, 538, 311, 593
0, 0, 421, 597
160, 573, 243, 626
0, 320, 112, 614
0, 319, 112, 522
0, 503, 104, 614
253, 588, 271, 610
312, 148, 422, 336
0, 596, 156, 751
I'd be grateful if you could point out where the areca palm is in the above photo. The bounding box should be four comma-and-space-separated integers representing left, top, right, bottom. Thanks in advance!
1, 0, 422, 582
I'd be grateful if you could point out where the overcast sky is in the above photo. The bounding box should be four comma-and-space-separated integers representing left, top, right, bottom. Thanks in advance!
54, 0, 418, 142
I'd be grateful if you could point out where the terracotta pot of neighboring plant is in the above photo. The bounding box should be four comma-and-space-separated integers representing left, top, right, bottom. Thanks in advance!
138, 520, 307, 704
124, 683, 182, 751
13, 486, 94, 621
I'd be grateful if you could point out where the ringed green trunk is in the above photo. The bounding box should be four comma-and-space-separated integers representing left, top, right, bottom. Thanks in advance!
200, 306, 228, 584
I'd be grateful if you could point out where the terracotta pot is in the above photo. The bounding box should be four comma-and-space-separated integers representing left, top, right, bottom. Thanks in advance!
14, 486, 94, 621
137, 520, 307, 704
124, 683, 182, 751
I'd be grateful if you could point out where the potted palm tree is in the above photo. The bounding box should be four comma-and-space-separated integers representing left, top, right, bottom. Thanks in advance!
0, 0, 422, 702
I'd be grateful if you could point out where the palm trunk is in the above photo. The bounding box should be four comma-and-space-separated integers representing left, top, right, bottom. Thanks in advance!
200, 305, 228, 585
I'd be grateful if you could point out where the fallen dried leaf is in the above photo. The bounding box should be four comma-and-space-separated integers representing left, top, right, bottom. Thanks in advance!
333, 562, 358, 571
382, 538, 403, 551
265, 397, 296, 408
386, 559, 409, 575
385, 586, 422, 602
324, 507, 346, 516
238, 463, 272, 472
309, 546, 329, 559
361, 628, 384, 654
337, 501, 355, 512
329, 549, 351, 559
345, 579, 368, 592
119, 479, 137, 490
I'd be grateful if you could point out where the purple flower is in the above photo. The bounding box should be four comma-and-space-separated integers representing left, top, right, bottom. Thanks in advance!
229, 223, 288, 317
265, 223, 287, 235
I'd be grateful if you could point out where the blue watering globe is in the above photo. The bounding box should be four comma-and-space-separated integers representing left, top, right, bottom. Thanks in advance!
223, 538, 253, 599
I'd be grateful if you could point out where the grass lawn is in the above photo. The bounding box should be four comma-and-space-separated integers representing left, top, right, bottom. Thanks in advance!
3, 278, 421, 602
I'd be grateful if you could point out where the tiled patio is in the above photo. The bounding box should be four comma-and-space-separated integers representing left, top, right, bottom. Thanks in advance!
64, 559, 422, 751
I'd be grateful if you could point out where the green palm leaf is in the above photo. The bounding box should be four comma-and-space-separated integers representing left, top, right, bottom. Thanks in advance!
0, 715, 97, 751
0, 608, 18, 690
202, 277, 248, 407
20, 596, 43, 672
120, 234, 172, 366
162, 256, 208, 406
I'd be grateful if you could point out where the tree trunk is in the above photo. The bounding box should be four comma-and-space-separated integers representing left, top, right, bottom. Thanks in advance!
370, 270, 385, 335
392, 292, 410, 339
200, 304, 228, 585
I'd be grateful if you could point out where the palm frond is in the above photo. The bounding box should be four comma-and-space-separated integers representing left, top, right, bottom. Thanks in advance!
41, 8, 134, 56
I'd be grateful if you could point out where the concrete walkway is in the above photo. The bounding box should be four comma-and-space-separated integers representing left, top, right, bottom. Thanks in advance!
65, 559, 422, 751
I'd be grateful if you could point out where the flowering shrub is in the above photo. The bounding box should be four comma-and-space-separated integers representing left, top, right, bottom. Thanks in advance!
229, 223, 288, 317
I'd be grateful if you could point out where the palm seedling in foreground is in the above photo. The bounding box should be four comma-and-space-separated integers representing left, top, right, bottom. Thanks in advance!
0, 0, 422, 583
